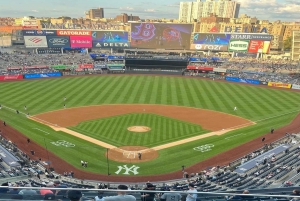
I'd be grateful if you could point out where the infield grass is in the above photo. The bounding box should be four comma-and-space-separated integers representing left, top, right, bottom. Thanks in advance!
69, 113, 210, 147
0, 75, 300, 175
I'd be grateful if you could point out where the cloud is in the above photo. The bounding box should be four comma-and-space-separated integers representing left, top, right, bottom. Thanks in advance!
165, 4, 180, 7
237, 0, 300, 21
31, 10, 39, 13
144, 9, 157, 13
119, 7, 134, 11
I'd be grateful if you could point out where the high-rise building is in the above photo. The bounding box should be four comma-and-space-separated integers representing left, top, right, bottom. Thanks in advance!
85, 8, 104, 19
179, 0, 240, 23
292, 30, 300, 60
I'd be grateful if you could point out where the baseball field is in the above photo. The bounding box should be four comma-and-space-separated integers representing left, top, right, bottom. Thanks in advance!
0, 75, 300, 181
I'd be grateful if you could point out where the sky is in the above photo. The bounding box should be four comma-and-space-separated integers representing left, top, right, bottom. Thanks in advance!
0, 0, 299, 22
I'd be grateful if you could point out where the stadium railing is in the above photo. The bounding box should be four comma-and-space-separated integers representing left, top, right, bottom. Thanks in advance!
0, 187, 298, 201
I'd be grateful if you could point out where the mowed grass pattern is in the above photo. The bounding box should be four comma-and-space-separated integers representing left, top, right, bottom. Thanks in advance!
1, 75, 300, 175
69, 113, 209, 147
1, 76, 299, 121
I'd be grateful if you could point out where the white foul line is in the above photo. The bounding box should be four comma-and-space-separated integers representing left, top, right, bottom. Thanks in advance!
33, 128, 50, 135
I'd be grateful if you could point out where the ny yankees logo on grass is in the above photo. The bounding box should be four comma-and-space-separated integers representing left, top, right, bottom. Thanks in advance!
50, 140, 75, 147
193, 144, 214, 152
115, 165, 140, 175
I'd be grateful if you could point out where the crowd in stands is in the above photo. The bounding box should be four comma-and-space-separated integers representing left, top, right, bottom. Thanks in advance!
0, 125, 300, 201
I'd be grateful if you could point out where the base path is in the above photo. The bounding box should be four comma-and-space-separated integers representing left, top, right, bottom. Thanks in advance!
33, 104, 253, 131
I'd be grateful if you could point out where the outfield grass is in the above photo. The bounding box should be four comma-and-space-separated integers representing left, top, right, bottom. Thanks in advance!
69, 113, 209, 147
0, 75, 300, 176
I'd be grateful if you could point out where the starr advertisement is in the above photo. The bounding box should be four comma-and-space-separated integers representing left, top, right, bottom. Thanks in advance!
24, 36, 48, 48
228, 40, 250, 52
70, 36, 92, 48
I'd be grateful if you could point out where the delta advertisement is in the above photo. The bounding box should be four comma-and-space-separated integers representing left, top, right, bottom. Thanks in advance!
24, 72, 62, 79
92, 31, 130, 48
268, 82, 291, 89
248, 40, 271, 53
225, 76, 260, 85
228, 40, 250, 52
0, 75, 23, 81
24, 36, 48, 48
47, 36, 70, 48
130, 23, 193, 49
70, 36, 92, 48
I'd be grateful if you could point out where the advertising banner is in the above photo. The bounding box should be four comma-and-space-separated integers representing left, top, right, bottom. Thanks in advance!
190, 44, 228, 51
24, 72, 62, 79
130, 23, 193, 49
193, 33, 230, 45
262, 41, 271, 54
292, 84, 300, 90
225, 77, 260, 85
93, 42, 130, 48
79, 64, 94, 69
51, 65, 74, 70
248, 40, 264, 53
187, 66, 213, 71
213, 68, 227, 73
22, 30, 57, 36
0, 75, 23, 81
92, 31, 129, 48
268, 82, 291, 88
230, 34, 273, 41
232, 52, 257, 58
70, 36, 92, 48
22, 19, 38, 29
24, 36, 48, 48
47, 36, 70, 48
57, 30, 91, 36
37, 48, 61, 54
94, 64, 106, 68
228, 40, 250, 52
92, 31, 128, 41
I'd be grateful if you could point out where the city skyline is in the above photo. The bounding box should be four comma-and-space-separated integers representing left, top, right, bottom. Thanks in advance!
0, 0, 299, 21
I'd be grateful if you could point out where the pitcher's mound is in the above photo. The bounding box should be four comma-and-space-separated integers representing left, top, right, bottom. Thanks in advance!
107, 146, 158, 163
127, 126, 151, 132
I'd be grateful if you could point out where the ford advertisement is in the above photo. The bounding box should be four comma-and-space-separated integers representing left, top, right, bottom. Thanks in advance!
47, 36, 70, 48
225, 76, 260, 85
24, 72, 62, 79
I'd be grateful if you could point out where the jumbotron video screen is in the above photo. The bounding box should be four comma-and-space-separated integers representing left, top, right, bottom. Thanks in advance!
130, 23, 193, 49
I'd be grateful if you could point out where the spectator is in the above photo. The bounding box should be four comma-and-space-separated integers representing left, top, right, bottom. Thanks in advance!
291, 190, 300, 201
8, 184, 20, 194
160, 187, 182, 201
186, 183, 197, 201
53, 180, 67, 196
141, 183, 156, 201
68, 190, 82, 201
18, 184, 37, 199
40, 182, 54, 195
103, 185, 136, 201
0, 182, 9, 194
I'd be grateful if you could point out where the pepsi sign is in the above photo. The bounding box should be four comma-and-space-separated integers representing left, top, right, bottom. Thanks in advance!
22, 30, 57, 36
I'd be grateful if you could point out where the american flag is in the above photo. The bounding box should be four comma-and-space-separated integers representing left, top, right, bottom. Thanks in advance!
29, 37, 43, 43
